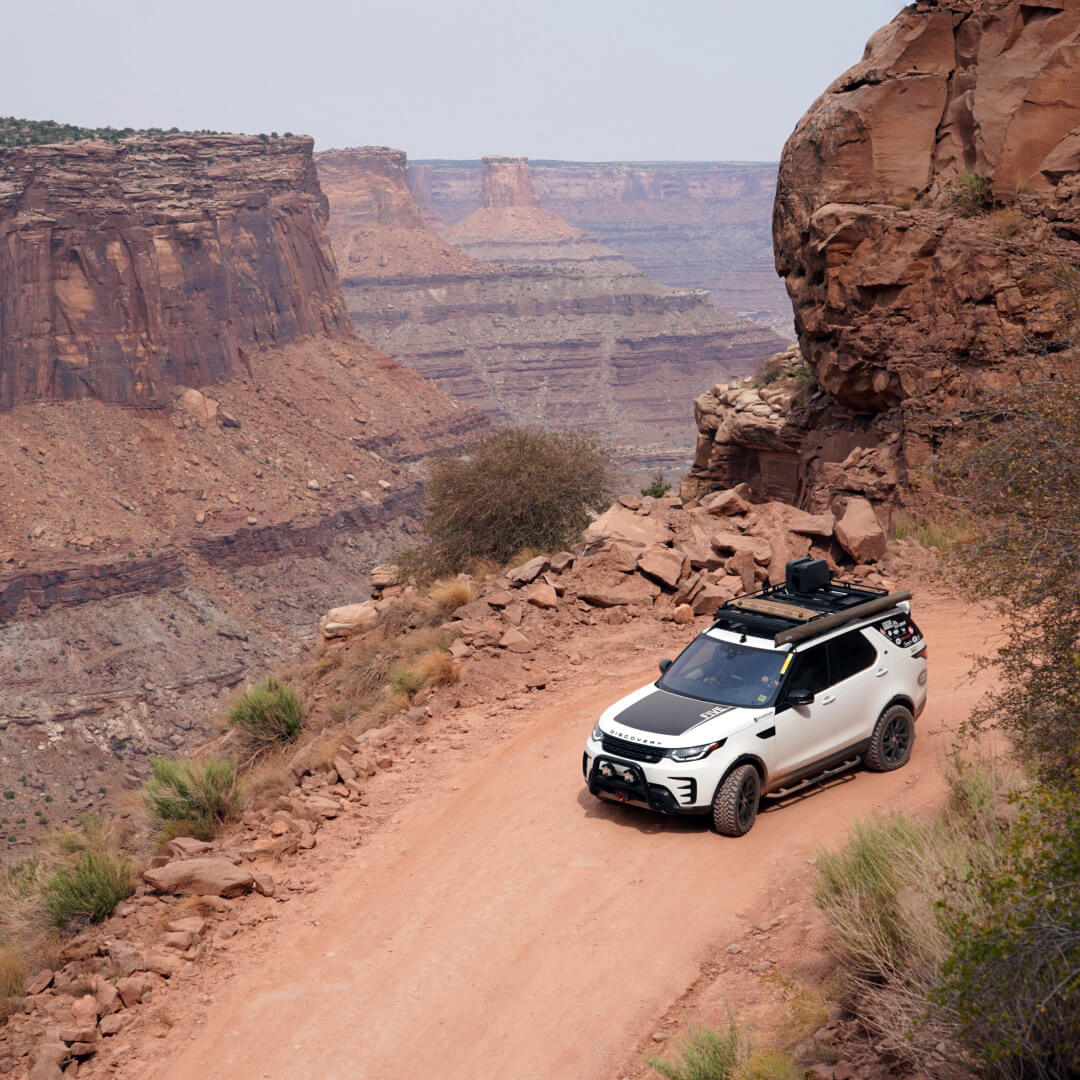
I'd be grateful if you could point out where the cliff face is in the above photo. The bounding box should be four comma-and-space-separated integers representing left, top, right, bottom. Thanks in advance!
411, 159, 789, 334
0, 135, 351, 410
319, 149, 786, 476
0, 134, 487, 837
689, 0, 1080, 511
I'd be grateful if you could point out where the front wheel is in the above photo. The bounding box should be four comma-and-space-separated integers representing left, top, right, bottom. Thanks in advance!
712, 764, 761, 837
864, 704, 915, 772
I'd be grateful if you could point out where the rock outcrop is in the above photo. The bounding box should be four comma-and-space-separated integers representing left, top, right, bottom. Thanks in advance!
692, 0, 1080, 510
411, 159, 789, 334
0, 135, 352, 410
319, 148, 786, 476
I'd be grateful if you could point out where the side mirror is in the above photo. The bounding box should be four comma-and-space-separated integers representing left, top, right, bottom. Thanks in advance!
658, 658, 673, 674
785, 688, 815, 707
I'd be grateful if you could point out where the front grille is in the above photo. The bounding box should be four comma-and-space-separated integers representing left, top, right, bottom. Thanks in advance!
602, 733, 665, 764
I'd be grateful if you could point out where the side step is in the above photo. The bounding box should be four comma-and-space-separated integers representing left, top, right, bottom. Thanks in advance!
771, 757, 861, 798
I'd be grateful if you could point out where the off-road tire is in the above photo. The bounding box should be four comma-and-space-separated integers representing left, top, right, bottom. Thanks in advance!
712, 764, 761, 837
864, 703, 915, 772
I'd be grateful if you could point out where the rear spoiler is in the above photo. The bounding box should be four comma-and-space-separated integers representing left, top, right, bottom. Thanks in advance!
774, 590, 912, 647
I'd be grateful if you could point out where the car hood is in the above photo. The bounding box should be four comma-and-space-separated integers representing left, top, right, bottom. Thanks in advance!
599, 684, 762, 744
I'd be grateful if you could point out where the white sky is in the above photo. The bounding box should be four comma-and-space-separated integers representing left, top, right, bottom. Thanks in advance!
3, 0, 900, 161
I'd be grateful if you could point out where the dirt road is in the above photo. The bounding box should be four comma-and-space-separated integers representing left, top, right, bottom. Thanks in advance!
132, 593, 985, 1080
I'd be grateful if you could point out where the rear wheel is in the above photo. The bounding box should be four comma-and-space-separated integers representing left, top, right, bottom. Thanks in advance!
864, 704, 915, 771
712, 764, 761, 837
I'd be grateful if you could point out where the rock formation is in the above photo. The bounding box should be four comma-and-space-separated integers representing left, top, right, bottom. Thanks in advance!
690, 0, 1080, 512
411, 159, 789, 334
0, 134, 485, 837
318, 149, 786, 476
0, 135, 352, 410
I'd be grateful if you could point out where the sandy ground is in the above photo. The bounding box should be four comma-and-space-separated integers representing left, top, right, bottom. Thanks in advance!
119, 591, 986, 1080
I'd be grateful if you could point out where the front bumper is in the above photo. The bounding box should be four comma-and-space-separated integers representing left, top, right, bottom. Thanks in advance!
583, 751, 710, 816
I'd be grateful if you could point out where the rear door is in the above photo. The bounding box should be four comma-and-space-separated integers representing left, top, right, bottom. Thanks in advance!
825, 630, 882, 750
771, 642, 839, 779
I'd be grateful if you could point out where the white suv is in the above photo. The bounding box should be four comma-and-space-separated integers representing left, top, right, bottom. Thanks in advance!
583, 558, 927, 836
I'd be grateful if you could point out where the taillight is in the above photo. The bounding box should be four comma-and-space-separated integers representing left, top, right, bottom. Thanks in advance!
914, 645, 928, 659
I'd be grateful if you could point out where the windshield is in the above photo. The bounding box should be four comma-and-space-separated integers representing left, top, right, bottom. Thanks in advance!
657, 634, 788, 708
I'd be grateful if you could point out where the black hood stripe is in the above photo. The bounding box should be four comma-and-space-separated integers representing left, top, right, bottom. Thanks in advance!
613, 688, 733, 737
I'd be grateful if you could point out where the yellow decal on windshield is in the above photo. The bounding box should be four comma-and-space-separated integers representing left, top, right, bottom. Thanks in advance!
780, 654, 793, 673
756, 693, 767, 702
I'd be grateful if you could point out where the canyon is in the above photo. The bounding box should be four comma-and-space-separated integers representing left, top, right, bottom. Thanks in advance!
0, 134, 484, 842
318, 149, 785, 478
410, 158, 790, 337
688, 0, 1080, 513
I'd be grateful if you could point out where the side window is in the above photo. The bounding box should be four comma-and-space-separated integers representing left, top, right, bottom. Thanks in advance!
827, 631, 877, 685
786, 643, 830, 697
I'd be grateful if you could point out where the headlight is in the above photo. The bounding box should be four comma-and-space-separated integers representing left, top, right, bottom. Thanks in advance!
667, 739, 725, 762
590, 723, 604, 742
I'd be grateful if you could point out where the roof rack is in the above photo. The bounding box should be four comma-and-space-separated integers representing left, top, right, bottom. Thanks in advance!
711, 559, 910, 646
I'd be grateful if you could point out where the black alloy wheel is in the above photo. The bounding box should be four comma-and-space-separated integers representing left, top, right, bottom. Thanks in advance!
865, 704, 915, 772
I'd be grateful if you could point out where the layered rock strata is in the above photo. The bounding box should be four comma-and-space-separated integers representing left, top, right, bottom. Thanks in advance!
411, 159, 789, 334
0, 136, 485, 837
0, 135, 352, 409
691, 0, 1080, 510
319, 149, 785, 475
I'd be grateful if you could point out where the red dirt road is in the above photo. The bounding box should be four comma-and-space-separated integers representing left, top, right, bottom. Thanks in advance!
132, 594, 985, 1080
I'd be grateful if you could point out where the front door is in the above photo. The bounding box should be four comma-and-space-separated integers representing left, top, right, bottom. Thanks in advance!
772, 641, 841, 779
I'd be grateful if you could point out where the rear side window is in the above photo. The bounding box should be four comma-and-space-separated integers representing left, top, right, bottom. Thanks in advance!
786, 642, 830, 696
876, 614, 924, 649
827, 631, 878, 685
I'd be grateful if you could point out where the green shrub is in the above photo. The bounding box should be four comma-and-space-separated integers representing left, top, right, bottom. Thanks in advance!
41, 849, 132, 929
938, 786, 1080, 1080
641, 469, 670, 498
390, 664, 423, 699
648, 1024, 743, 1080
143, 755, 242, 833
403, 427, 615, 578
950, 169, 992, 214
228, 676, 303, 749
938, 377, 1080, 785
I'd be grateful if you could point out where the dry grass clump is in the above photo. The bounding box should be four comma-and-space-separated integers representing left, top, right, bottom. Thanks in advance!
429, 577, 476, 613
888, 509, 968, 551
0, 944, 28, 1018
990, 206, 1026, 238
813, 756, 1014, 1075
647, 1021, 800, 1080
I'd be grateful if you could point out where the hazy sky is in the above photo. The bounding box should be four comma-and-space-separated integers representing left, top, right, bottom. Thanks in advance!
4, 0, 899, 161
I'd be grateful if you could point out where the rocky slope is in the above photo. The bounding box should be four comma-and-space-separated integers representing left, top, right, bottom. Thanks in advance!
689, 0, 1080, 513
0, 136, 484, 845
411, 159, 789, 335
318, 149, 785, 477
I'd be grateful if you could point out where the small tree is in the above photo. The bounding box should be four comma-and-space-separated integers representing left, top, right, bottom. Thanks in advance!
939, 376, 1080, 786
408, 427, 615, 576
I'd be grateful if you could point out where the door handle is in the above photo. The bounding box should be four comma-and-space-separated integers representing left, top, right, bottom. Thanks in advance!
874, 667, 889, 678
820, 693, 836, 705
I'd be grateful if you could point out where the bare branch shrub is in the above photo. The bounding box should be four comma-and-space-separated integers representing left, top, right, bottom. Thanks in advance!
403, 427, 615, 578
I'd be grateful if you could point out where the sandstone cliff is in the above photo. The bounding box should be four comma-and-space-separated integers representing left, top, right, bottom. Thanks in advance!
0, 135, 352, 410
319, 149, 785, 476
689, 0, 1080, 511
0, 134, 485, 836
411, 159, 789, 334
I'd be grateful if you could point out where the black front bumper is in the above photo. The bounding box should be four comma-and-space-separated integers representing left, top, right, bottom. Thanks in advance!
585, 754, 707, 816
